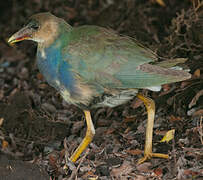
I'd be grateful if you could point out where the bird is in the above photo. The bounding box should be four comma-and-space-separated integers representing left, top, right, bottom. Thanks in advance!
8, 12, 191, 164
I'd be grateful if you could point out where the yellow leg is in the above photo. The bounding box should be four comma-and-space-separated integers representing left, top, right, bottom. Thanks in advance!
70, 110, 95, 163
137, 94, 169, 164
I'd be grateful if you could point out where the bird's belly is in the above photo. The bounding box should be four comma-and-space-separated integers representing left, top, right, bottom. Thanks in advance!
90, 89, 138, 108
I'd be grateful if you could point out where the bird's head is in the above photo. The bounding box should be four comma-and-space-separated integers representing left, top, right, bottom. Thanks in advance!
8, 12, 65, 47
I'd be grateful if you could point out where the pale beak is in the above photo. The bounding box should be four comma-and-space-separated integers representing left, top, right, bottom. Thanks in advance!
8, 26, 33, 44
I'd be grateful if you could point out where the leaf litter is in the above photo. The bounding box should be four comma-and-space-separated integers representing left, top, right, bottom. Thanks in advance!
0, 0, 202, 179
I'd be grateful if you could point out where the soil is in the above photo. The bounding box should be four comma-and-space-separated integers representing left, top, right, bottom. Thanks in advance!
0, 0, 202, 179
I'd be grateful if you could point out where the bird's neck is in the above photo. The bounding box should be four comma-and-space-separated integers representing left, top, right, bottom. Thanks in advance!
38, 22, 73, 49
36, 28, 76, 94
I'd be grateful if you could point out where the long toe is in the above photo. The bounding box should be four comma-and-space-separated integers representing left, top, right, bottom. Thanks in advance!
137, 152, 169, 164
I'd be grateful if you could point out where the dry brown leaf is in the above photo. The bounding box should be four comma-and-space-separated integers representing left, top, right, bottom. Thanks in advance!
105, 127, 116, 135
124, 127, 131, 134
135, 175, 147, 180
169, 115, 182, 122
193, 69, 201, 78
162, 84, 171, 92
156, 0, 166, 7
38, 83, 48, 89
36, 73, 44, 80
136, 162, 152, 172
88, 177, 98, 180
59, 149, 65, 159
0, 90, 4, 101
131, 98, 143, 109
189, 90, 203, 108
82, 171, 97, 180
180, 81, 191, 88
49, 154, 58, 170
111, 160, 133, 178
154, 167, 163, 177
198, 116, 203, 144
0, 118, 4, 126
183, 169, 199, 176
125, 149, 142, 155
192, 109, 203, 116
155, 130, 168, 136
2, 140, 9, 149
114, 152, 128, 158
71, 120, 84, 134
151, 0, 166, 6
123, 116, 137, 123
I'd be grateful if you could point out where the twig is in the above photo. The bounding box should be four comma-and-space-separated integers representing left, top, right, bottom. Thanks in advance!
198, 116, 203, 144
69, 148, 90, 180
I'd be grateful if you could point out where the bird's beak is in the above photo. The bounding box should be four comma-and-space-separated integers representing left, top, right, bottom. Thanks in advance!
8, 26, 33, 44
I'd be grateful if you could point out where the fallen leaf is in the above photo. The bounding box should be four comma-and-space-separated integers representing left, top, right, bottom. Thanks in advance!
0, 118, 4, 126
111, 160, 133, 178
131, 98, 143, 109
169, 115, 182, 122
82, 171, 93, 179
123, 116, 137, 123
157, 0, 166, 6
1, 140, 9, 149
49, 154, 58, 170
82, 171, 98, 180
136, 162, 152, 172
71, 120, 84, 134
189, 90, 203, 108
105, 127, 116, 135
36, 73, 44, 80
88, 177, 98, 180
155, 130, 168, 136
135, 175, 147, 180
125, 149, 142, 155
193, 69, 200, 78
38, 83, 48, 89
154, 167, 163, 176
124, 127, 131, 134
0, 90, 4, 100
160, 129, 175, 143
183, 169, 199, 176
192, 109, 203, 116
162, 84, 171, 92
180, 81, 191, 88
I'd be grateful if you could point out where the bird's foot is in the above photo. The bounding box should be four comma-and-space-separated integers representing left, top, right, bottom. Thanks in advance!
137, 152, 169, 164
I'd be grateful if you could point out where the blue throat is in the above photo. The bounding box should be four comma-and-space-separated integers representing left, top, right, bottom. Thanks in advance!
36, 40, 75, 94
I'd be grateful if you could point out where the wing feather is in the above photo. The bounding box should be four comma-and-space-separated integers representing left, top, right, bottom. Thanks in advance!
63, 25, 190, 89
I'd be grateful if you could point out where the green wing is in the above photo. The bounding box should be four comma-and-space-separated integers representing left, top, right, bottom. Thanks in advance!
63, 25, 190, 89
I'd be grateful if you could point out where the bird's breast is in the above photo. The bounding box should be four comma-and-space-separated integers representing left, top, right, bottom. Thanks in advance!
37, 47, 59, 89
37, 46, 76, 97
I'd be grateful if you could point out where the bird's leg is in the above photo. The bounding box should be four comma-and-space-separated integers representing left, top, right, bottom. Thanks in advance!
70, 110, 95, 163
137, 94, 169, 164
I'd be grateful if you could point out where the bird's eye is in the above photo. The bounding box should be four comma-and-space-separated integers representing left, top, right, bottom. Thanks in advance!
30, 22, 39, 30
27, 20, 39, 30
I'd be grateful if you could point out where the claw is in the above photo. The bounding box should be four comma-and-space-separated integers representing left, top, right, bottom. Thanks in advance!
138, 152, 169, 164
137, 94, 169, 164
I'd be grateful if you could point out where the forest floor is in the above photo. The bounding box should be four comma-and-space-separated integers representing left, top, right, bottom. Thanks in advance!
0, 0, 202, 179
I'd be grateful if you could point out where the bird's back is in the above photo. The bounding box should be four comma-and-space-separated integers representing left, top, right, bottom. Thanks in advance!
61, 25, 190, 89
